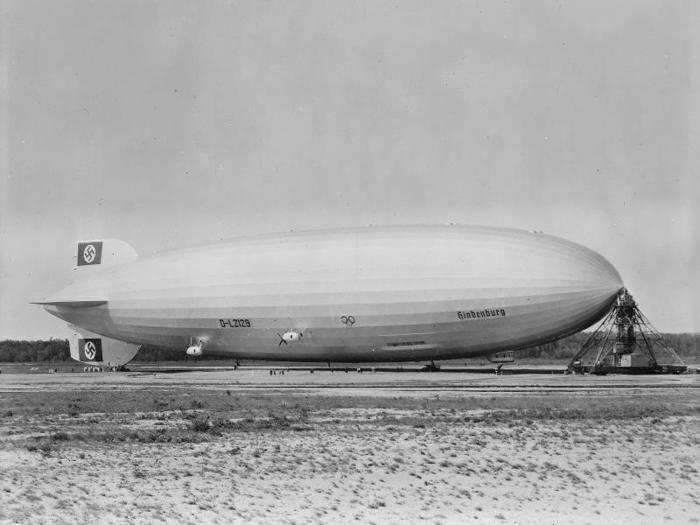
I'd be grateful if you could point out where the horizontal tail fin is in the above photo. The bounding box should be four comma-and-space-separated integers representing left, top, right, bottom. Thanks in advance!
31, 300, 107, 308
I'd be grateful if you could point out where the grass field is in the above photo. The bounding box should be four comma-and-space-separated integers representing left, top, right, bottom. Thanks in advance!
0, 372, 698, 524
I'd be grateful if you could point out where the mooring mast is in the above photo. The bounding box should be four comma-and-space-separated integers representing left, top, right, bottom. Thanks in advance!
568, 288, 686, 374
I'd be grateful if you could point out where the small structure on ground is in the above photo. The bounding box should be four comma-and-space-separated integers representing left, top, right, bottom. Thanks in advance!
568, 289, 687, 374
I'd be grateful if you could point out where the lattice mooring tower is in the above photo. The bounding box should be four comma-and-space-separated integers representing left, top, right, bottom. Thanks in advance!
568, 289, 686, 374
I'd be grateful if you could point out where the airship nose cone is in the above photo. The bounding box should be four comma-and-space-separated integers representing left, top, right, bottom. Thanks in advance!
532, 232, 624, 326
561, 237, 623, 293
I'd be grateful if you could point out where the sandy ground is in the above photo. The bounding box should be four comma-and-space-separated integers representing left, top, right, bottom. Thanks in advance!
0, 371, 698, 524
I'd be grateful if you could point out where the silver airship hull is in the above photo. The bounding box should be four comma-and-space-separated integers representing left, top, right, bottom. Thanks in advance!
42, 225, 623, 362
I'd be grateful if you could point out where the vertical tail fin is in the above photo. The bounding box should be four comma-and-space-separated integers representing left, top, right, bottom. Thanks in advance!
69, 326, 140, 367
75, 239, 137, 269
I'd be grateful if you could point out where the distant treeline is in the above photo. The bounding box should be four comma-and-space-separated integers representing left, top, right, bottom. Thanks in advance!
0, 340, 215, 363
0, 333, 697, 363
516, 332, 699, 360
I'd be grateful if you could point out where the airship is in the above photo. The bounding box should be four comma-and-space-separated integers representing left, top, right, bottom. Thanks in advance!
36, 225, 623, 367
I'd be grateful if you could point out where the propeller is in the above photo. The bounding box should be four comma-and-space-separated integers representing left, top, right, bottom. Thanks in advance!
278, 330, 303, 346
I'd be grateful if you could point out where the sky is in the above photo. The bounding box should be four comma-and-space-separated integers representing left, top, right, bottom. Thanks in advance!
1, 0, 698, 338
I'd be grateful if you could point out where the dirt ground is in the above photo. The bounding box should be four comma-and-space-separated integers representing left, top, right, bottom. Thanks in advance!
0, 371, 698, 524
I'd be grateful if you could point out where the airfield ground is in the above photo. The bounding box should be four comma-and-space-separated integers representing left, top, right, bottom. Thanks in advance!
0, 370, 697, 524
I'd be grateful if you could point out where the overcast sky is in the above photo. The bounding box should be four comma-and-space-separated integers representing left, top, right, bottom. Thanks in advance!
1, 0, 698, 338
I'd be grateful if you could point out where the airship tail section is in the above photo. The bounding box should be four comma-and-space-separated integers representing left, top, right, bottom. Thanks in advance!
74, 239, 138, 270
68, 325, 140, 368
